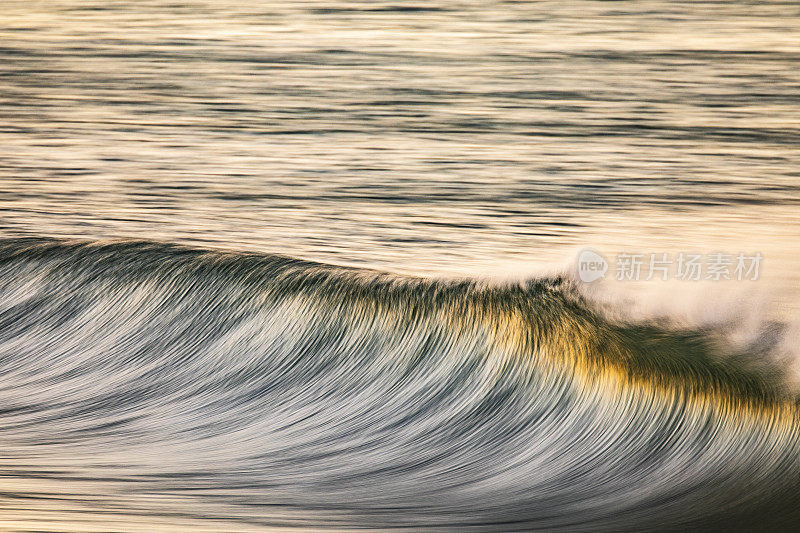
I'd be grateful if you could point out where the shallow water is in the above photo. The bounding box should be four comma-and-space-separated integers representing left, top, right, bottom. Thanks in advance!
1, 1, 800, 531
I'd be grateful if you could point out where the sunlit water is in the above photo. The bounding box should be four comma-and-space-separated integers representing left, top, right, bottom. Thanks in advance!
1, 1, 800, 531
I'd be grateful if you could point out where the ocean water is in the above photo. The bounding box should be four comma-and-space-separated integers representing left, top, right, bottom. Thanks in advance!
1, 1, 800, 531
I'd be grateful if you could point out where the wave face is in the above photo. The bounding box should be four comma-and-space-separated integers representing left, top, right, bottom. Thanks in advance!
0, 237, 799, 531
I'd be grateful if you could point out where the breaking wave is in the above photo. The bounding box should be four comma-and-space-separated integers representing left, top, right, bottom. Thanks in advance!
0, 237, 799, 531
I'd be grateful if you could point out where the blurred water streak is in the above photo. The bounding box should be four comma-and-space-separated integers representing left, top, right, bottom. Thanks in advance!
1, 1, 798, 279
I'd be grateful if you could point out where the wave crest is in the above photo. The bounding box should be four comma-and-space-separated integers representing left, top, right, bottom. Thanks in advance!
0, 237, 799, 531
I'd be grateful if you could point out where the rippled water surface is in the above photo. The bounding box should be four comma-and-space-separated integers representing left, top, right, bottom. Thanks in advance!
2, 0, 799, 273
1, 1, 800, 531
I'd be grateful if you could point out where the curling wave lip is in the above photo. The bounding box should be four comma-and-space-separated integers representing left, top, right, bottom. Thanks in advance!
0, 238, 798, 532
